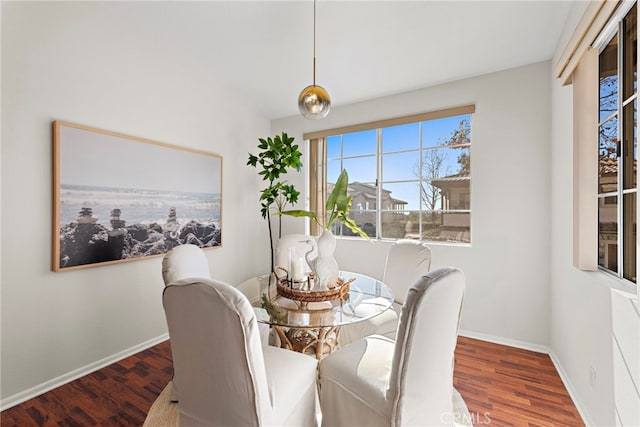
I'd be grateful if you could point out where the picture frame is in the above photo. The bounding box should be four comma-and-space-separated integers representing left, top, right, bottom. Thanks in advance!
52, 121, 222, 271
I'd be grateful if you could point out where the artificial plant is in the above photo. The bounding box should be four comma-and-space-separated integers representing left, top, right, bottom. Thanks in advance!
283, 169, 369, 239
247, 132, 303, 279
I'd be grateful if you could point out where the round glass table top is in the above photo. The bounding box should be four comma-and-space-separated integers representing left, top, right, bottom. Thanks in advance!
255, 271, 394, 329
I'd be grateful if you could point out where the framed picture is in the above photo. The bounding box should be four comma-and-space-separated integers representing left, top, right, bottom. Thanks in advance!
52, 121, 222, 271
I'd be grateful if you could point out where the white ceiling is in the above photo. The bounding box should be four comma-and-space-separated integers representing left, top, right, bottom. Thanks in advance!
124, 1, 576, 120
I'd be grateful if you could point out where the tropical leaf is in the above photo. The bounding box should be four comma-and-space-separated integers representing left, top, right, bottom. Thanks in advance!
280, 209, 317, 220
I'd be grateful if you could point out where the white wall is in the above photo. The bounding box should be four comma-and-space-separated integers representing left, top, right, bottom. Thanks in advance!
549, 70, 616, 427
1, 2, 271, 406
548, 3, 640, 426
273, 61, 553, 348
5, 2, 637, 424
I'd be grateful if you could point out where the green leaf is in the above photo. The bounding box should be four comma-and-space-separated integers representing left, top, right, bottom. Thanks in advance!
340, 215, 370, 239
281, 209, 317, 220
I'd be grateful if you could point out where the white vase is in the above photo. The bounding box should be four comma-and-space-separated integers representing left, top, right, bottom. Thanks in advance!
306, 229, 339, 290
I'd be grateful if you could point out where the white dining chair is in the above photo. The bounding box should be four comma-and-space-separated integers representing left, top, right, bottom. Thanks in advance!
319, 267, 469, 427
161, 244, 212, 402
339, 239, 431, 345
161, 244, 270, 402
161, 244, 211, 286
274, 233, 317, 278
163, 278, 319, 427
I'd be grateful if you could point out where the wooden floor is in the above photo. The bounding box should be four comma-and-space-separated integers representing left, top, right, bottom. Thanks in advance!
1, 336, 584, 426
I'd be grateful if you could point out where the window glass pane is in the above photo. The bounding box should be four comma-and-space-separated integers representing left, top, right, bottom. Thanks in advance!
623, 3, 637, 99
347, 181, 377, 211
381, 181, 418, 210
623, 192, 636, 282
337, 210, 376, 238
382, 123, 419, 152
401, 211, 422, 240
598, 195, 618, 272
382, 151, 420, 181
343, 129, 376, 157
327, 135, 341, 159
437, 177, 471, 210
388, 211, 470, 243
599, 115, 618, 193
600, 34, 619, 122
422, 147, 471, 180
380, 211, 412, 239
342, 156, 376, 183
327, 159, 342, 184
623, 99, 637, 189
438, 210, 471, 243
422, 115, 471, 148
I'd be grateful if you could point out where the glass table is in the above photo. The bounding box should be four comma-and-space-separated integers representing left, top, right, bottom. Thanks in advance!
253, 271, 394, 359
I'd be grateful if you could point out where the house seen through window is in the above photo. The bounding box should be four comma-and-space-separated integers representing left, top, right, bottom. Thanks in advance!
597, 2, 637, 283
316, 108, 472, 243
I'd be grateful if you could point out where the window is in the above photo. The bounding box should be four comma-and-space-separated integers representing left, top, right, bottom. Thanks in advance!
597, 3, 637, 283
307, 106, 473, 243
556, 0, 638, 291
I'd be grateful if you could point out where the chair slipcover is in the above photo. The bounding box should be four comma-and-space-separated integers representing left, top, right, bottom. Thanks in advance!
161, 244, 269, 403
383, 239, 432, 305
163, 278, 318, 427
236, 275, 264, 305
162, 244, 211, 285
161, 244, 212, 402
319, 267, 468, 427
339, 240, 431, 345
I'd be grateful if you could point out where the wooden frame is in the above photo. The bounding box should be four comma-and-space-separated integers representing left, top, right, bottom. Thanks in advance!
52, 121, 223, 271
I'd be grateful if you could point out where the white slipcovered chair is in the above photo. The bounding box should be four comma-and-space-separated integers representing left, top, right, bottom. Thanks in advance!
339, 239, 431, 345
163, 277, 319, 427
319, 267, 469, 427
161, 244, 212, 402
161, 244, 269, 402
274, 233, 317, 278
161, 244, 211, 286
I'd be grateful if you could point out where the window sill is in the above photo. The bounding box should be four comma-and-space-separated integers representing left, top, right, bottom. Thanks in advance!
594, 268, 638, 298
334, 235, 472, 248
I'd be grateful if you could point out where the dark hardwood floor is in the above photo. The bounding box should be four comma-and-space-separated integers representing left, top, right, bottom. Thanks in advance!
1, 336, 584, 426
453, 337, 584, 426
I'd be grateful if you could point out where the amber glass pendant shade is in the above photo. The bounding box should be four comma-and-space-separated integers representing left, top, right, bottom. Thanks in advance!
298, 84, 331, 119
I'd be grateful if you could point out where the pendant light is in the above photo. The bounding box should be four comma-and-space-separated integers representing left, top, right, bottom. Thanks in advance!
298, 0, 331, 119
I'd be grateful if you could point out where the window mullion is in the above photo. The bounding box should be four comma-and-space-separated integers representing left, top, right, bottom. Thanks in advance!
617, 20, 625, 279
376, 128, 382, 239
418, 121, 423, 239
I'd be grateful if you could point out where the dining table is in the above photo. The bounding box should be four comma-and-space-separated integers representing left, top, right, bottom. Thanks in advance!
251, 270, 394, 360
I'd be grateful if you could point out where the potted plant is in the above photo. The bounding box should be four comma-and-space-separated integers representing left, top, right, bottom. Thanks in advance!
247, 132, 303, 281
282, 169, 369, 289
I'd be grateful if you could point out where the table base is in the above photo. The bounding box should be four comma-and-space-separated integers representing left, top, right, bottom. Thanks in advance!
272, 325, 340, 360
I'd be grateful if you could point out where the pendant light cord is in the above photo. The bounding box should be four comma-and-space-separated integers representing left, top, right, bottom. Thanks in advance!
313, 0, 317, 86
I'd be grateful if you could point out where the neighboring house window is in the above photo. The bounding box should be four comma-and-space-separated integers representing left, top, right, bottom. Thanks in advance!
597, 3, 637, 283
306, 105, 474, 244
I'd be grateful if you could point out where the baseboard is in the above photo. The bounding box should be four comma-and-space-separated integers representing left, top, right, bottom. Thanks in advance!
0, 333, 169, 412
458, 329, 593, 426
548, 350, 594, 427
458, 329, 550, 354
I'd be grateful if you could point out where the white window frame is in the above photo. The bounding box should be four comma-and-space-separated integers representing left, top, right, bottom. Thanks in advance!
557, 0, 637, 294
305, 105, 474, 243
594, 1, 637, 284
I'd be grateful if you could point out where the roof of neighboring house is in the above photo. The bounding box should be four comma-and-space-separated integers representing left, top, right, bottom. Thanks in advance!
599, 157, 617, 175
327, 181, 408, 205
431, 172, 470, 189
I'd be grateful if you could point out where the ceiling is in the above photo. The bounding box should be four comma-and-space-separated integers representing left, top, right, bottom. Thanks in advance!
124, 1, 576, 120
